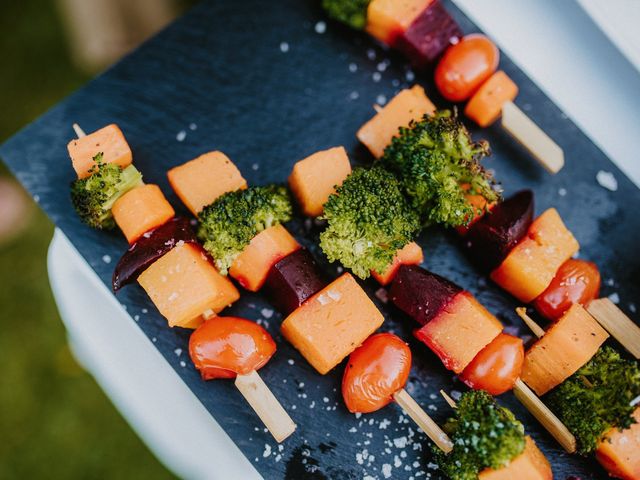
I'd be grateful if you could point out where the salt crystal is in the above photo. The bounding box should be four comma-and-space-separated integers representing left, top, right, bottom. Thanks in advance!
393, 437, 408, 448
314, 21, 326, 34
382, 464, 392, 478
287, 359, 295, 365
279, 42, 289, 53
348, 63, 358, 73
252, 163, 259, 171
405, 70, 415, 82
263, 444, 272, 458
176, 130, 187, 142
376, 94, 387, 105
609, 292, 620, 304
372, 72, 382, 82
394, 455, 402, 467
379, 419, 391, 430
349, 427, 357, 433
261, 308, 274, 319
102, 255, 112, 264
558, 188, 567, 197
152, 337, 157, 343
367, 48, 376, 60
189, 123, 197, 130
630, 303, 637, 313
174, 348, 182, 356
596, 170, 618, 192
179, 361, 186, 367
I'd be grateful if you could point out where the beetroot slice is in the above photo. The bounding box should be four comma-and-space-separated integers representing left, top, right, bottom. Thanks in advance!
389, 265, 462, 326
464, 190, 534, 273
112, 217, 198, 291
263, 248, 328, 316
395, 0, 463, 69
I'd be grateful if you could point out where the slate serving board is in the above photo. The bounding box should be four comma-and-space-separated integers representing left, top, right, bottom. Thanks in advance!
2, 1, 639, 478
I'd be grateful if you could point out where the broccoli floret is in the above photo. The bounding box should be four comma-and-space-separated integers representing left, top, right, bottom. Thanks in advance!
434, 390, 526, 480
322, 0, 371, 30
319, 166, 420, 279
546, 346, 640, 455
197, 185, 293, 274
380, 110, 499, 228
70, 154, 143, 230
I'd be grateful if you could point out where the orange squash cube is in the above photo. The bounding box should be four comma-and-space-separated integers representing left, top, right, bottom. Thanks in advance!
479, 437, 552, 480
465, 71, 519, 128
366, 0, 433, 45
521, 304, 608, 396
414, 291, 502, 373
455, 192, 496, 236
112, 184, 175, 244
67, 124, 132, 179
138, 242, 240, 329
596, 407, 640, 480
357, 85, 435, 158
281, 273, 384, 374
167, 151, 247, 216
371, 241, 423, 285
288, 146, 352, 217
491, 208, 579, 303
229, 224, 300, 292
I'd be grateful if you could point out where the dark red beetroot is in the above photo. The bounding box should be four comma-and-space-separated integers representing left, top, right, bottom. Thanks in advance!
263, 248, 328, 316
464, 190, 534, 273
395, 0, 463, 69
112, 217, 198, 291
389, 265, 462, 326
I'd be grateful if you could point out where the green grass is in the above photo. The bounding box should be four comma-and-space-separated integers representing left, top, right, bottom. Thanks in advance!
0, 1, 177, 478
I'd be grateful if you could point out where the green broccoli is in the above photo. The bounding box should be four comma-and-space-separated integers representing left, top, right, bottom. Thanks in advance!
545, 346, 640, 455
197, 185, 293, 274
434, 390, 526, 480
70, 154, 143, 230
380, 110, 499, 228
321, 0, 371, 30
319, 166, 420, 279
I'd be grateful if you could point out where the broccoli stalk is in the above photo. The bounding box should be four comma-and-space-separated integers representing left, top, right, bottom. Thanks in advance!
380, 110, 499, 228
70, 154, 143, 230
321, 0, 371, 30
434, 390, 526, 480
319, 166, 420, 279
545, 346, 640, 455
197, 185, 293, 274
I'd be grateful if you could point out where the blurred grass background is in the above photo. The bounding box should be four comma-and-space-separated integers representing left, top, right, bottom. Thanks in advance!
0, 1, 191, 478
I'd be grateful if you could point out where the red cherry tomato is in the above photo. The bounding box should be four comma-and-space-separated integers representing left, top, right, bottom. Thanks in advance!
189, 316, 276, 380
342, 333, 411, 413
459, 333, 523, 395
435, 34, 499, 102
534, 259, 601, 320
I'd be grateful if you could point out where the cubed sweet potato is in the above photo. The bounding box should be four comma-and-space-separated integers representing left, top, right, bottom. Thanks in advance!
366, 0, 433, 45
68, 124, 132, 179
596, 407, 640, 480
371, 241, 423, 285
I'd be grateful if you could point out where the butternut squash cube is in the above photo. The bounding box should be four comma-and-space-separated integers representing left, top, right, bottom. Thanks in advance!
288, 146, 352, 217
138, 242, 240, 328
366, 0, 433, 45
112, 184, 175, 244
281, 273, 384, 374
67, 124, 132, 179
521, 304, 609, 396
371, 241, 423, 285
229, 224, 300, 292
357, 85, 435, 158
491, 208, 579, 302
479, 437, 552, 480
596, 407, 640, 480
167, 151, 247, 215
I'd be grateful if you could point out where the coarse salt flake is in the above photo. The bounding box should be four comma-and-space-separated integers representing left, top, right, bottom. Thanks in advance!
596, 170, 618, 191
176, 130, 187, 142
314, 21, 326, 34
280, 42, 289, 52
102, 255, 112, 264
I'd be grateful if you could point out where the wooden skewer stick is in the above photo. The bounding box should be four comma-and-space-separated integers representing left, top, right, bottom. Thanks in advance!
501, 101, 564, 174
73, 123, 87, 138
373, 104, 383, 113
515, 308, 578, 453
440, 390, 457, 409
587, 298, 640, 359
393, 388, 453, 453
201, 307, 296, 442
516, 307, 545, 338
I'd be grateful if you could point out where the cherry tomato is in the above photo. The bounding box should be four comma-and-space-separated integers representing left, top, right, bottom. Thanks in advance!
534, 259, 601, 320
342, 333, 411, 413
435, 34, 499, 102
459, 333, 523, 395
189, 316, 276, 380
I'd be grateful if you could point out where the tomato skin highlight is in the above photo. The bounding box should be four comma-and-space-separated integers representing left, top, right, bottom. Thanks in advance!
342, 333, 411, 413
435, 34, 499, 102
534, 259, 601, 321
189, 316, 276, 380
459, 333, 524, 395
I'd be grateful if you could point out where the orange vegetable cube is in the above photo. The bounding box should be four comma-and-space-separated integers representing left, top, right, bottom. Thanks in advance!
138, 243, 240, 329
281, 273, 384, 374
491, 208, 579, 303
366, 0, 433, 45
357, 85, 435, 158
67, 124, 132, 179
112, 184, 175, 244
371, 241, 423, 285
479, 437, 552, 480
521, 304, 608, 396
455, 192, 496, 236
465, 71, 519, 128
596, 407, 640, 480
229, 224, 301, 292
288, 146, 352, 217
414, 292, 503, 373
167, 151, 247, 216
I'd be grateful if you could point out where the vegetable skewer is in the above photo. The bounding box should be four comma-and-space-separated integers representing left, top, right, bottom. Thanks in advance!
68, 124, 295, 442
